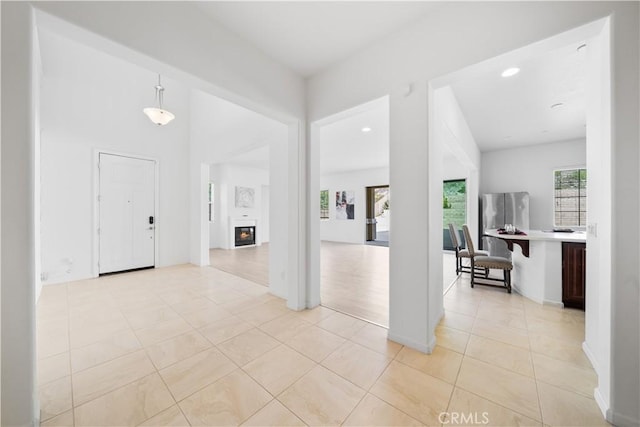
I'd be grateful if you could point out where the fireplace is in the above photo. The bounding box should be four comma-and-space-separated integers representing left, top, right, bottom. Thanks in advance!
234, 226, 256, 247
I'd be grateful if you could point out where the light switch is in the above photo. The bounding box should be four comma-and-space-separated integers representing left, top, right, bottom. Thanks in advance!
587, 223, 598, 237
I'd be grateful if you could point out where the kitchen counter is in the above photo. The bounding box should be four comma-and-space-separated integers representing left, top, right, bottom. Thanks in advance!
482, 229, 586, 306
484, 229, 586, 243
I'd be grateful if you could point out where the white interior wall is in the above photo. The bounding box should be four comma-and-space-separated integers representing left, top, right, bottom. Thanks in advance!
33, 2, 305, 308
1, 3, 3, 419
608, 8, 640, 421
319, 167, 388, 244
188, 86, 289, 295
192, 163, 210, 267
209, 165, 224, 249
481, 139, 586, 230
208, 164, 269, 249
33, 24, 43, 302
261, 185, 270, 243
33, 3, 305, 119
270, 133, 291, 300
435, 86, 481, 242
2, 2, 638, 426
307, 3, 638, 423
1, 4, 37, 425
39, 32, 191, 284
584, 26, 611, 413
2, 3, 306, 424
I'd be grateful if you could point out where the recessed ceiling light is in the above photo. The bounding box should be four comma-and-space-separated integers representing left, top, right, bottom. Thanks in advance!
550, 102, 565, 109
501, 67, 520, 77
503, 136, 512, 140
361, 127, 372, 133
577, 43, 587, 53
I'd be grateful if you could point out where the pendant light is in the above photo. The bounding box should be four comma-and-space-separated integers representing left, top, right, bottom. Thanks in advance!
143, 74, 175, 126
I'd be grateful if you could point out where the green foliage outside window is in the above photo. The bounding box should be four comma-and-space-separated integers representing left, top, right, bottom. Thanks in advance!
443, 180, 466, 227
320, 190, 329, 219
443, 196, 451, 209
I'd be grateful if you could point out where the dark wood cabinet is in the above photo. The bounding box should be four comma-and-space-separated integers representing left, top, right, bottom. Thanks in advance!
562, 242, 586, 310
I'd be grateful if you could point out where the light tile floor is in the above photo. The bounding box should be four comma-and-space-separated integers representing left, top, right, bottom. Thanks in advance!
37, 264, 608, 426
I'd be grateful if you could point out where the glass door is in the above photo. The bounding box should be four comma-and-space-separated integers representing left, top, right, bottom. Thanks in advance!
443, 179, 466, 250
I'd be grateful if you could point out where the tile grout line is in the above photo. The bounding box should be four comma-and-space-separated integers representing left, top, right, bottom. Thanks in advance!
69, 285, 189, 420
363, 345, 453, 425
242, 314, 409, 425
40, 263, 596, 427
66, 282, 76, 427
451, 278, 545, 423
524, 304, 546, 425
118, 296, 185, 426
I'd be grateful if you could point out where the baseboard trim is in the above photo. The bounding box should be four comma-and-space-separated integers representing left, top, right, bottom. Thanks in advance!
387, 331, 436, 354
269, 288, 287, 300
593, 387, 611, 422
594, 404, 640, 427
33, 393, 40, 427
610, 409, 640, 427
582, 341, 599, 372
542, 299, 564, 308
511, 283, 545, 304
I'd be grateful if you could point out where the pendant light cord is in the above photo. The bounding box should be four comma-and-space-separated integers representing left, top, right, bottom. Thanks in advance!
156, 74, 164, 109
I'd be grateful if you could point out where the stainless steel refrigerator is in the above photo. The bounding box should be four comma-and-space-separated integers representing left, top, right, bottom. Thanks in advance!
480, 192, 530, 259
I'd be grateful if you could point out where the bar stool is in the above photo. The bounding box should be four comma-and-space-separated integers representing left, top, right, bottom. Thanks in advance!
462, 225, 513, 293
448, 223, 488, 275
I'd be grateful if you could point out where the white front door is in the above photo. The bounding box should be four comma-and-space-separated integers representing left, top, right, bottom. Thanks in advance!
99, 153, 156, 274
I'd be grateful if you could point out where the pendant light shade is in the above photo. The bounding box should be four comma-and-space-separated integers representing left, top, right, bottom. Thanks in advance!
143, 75, 175, 126
143, 107, 175, 126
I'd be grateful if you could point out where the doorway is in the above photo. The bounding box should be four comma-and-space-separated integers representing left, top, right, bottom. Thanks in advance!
98, 153, 156, 274
442, 179, 466, 250
365, 185, 390, 247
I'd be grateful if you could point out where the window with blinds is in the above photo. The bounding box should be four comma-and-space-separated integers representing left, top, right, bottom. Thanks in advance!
554, 168, 586, 227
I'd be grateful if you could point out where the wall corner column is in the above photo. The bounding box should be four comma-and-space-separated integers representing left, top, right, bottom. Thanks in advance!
1, 2, 38, 425
387, 81, 441, 352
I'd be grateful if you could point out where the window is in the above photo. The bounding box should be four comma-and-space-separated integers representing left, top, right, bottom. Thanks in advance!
320, 190, 329, 219
443, 179, 466, 250
554, 168, 586, 227
208, 182, 214, 222
443, 179, 466, 225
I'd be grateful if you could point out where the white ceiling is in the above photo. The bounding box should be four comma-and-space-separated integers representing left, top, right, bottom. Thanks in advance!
196, 1, 438, 77
38, 5, 586, 176
38, 28, 285, 170
450, 42, 587, 151
319, 98, 389, 175
190, 89, 286, 166
224, 145, 271, 170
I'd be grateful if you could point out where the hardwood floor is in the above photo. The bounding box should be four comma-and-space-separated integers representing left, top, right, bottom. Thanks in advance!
211, 242, 460, 327
210, 244, 270, 286
321, 242, 390, 326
